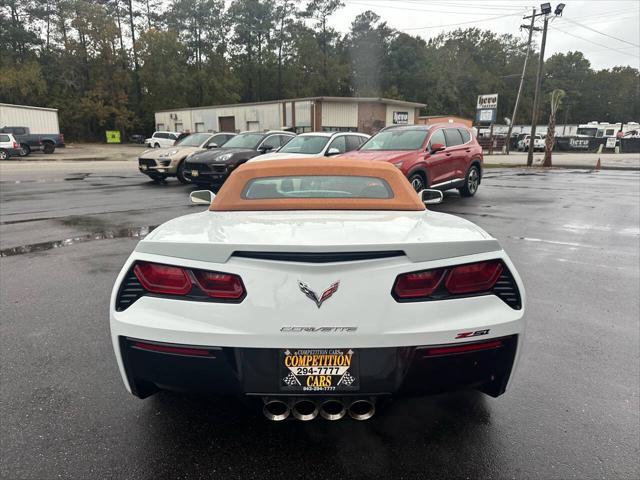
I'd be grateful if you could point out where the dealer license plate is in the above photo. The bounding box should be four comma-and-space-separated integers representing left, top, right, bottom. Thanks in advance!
191, 170, 199, 177
280, 348, 359, 392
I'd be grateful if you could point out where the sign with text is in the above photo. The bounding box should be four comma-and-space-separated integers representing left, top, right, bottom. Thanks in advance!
392, 111, 409, 124
476, 94, 498, 125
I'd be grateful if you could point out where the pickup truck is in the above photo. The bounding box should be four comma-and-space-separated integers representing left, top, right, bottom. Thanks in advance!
0, 126, 65, 155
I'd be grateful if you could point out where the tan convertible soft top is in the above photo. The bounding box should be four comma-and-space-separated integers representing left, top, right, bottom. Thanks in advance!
209, 158, 425, 211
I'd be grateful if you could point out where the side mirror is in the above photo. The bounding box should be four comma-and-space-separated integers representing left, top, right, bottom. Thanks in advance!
190, 190, 215, 205
419, 189, 443, 205
325, 147, 341, 156
429, 143, 445, 154
206, 143, 218, 149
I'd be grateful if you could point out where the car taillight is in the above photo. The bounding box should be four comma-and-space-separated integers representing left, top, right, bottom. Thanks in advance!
445, 261, 503, 294
13, 141, 18, 149
134, 262, 192, 295
392, 260, 503, 300
393, 269, 445, 298
129, 261, 246, 301
193, 270, 244, 299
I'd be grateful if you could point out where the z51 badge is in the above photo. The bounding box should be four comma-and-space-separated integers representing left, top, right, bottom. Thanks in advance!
280, 348, 359, 392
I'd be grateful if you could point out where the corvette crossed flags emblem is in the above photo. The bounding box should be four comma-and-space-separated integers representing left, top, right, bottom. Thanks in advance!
298, 281, 340, 308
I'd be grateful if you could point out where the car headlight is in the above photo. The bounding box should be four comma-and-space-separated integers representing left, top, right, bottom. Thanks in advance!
159, 149, 178, 157
393, 161, 403, 168
217, 153, 233, 162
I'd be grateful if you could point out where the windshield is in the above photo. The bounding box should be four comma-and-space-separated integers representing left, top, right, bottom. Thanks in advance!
223, 133, 264, 149
360, 130, 428, 151
177, 133, 211, 147
242, 176, 393, 199
577, 128, 598, 137
278, 136, 330, 154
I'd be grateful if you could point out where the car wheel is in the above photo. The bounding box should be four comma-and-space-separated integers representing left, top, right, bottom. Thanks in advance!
19, 144, 30, 156
43, 142, 55, 154
0, 149, 8, 160
408, 172, 426, 192
176, 161, 189, 184
154, 143, 160, 149
459, 165, 480, 197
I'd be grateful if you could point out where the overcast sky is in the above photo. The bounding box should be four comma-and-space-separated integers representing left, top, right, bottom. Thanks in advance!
332, 0, 640, 70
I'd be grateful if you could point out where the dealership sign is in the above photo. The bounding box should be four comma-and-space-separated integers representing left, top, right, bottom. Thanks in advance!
476, 94, 498, 125
393, 111, 409, 124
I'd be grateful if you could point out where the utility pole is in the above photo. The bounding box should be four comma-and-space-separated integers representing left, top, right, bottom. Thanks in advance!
527, 14, 549, 166
506, 8, 539, 154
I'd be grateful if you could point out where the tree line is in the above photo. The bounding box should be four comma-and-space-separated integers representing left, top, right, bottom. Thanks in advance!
1, 0, 638, 140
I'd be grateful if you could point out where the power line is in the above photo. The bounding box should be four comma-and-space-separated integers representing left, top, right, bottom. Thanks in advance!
399, 12, 523, 31
549, 24, 639, 57
559, 17, 640, 48
346, 0, 528, 15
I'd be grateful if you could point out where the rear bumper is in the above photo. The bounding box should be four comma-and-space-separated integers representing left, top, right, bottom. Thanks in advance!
118, 335, 518, 399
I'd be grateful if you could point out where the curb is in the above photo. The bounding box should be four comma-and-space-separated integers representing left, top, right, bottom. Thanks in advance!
484, 163, 640, 171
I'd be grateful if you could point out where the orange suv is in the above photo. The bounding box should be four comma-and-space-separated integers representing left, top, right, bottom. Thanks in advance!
340, 124, 483, 197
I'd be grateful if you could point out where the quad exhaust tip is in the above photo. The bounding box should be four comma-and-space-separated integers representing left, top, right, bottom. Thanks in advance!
263, 399, 290, 421
262, 397, 375, 421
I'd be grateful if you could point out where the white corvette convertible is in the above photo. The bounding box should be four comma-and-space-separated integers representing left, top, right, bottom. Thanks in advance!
110, 159, 525, 421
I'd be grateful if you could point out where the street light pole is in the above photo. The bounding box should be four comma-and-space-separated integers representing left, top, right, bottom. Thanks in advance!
527, 15, 549, 166
506, 8, 538, 154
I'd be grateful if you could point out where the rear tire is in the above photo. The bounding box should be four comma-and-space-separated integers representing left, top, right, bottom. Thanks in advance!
19, 144, 30, 156
154, 143, 160, 148
176, 161, 189, 184
459, 165, 480, 197
43, 142, 55, 154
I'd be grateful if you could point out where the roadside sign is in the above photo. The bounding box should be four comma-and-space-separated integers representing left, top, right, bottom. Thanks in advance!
393, 111, 409, 124
106, 130, 121, 144
476, 94, 498, 126
605, 137, 616, 149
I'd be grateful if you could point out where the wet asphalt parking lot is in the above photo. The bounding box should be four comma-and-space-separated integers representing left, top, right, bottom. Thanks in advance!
1, 162, 639, 479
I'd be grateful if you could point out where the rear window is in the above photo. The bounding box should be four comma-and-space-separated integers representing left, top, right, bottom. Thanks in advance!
444, 129, 463, 147
0, 134, 10, 142
360, 129, 428, 151
458, 128, 471, 143
242, 176, 393, 199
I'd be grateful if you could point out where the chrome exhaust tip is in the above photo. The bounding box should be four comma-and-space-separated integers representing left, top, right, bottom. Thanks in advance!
291, 399, 318, 421
319, 399, 346, 421
348, 399, 376, 421
263, 399, 290, 421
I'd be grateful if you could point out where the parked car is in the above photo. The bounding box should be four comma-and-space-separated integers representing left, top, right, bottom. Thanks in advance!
340, 124, 483, 197
138, 132, 236, 184
129, 134, 146, 144
518, 134, 544, 152
250, 131, 370, 162
0, 126, 65, 155
110, 159, 525, 420
145, 131, 180, 149
184, 130, 296, 187
0, 133, 21, 159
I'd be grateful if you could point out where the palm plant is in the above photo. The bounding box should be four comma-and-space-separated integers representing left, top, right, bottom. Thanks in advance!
543, 89, 566, 167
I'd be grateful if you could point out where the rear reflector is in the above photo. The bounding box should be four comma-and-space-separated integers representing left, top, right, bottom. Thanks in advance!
193, 270, 245, 299
134, 262, 192, 295
133, 341, 212, 357
393, 269, 445, 299
423, 340, 503, 357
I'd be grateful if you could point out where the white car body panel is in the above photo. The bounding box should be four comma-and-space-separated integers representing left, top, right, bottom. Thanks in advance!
110, 209, 525, 396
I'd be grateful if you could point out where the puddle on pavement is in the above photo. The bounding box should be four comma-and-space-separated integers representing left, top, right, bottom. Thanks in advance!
0, 225, 157, 257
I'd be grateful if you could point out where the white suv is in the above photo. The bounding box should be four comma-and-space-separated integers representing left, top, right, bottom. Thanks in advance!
250, 131, 370, 162
518, 134, 545, 152
145, 131, 180, 149
0, 133, 20, 160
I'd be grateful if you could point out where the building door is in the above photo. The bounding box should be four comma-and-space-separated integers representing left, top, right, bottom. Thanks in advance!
218, 116, 235, 132
195, 122, 205, 132
246, 121, 259, 131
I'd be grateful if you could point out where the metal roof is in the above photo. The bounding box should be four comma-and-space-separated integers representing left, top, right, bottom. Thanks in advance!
0, 103, 59, 112
156, 96, 425, 113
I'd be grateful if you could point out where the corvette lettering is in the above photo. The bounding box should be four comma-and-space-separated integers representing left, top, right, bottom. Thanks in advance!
280, 326, 357, 333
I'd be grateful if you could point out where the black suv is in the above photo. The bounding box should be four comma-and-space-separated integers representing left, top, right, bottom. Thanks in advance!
184, 130, 295, 187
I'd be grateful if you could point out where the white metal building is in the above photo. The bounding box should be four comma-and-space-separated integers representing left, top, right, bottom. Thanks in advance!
155, 97, 425, 135
0, 103, 60, 134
